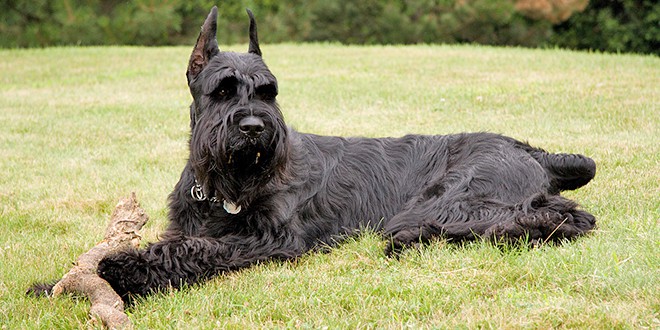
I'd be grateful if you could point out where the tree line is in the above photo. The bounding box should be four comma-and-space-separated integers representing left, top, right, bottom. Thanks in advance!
1, 0, 657, 55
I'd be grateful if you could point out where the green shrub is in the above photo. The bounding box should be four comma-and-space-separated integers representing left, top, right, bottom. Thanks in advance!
300, 0, 551, 46
552, 0, 660, 54
0, 0, 656, 54
0, 0, 549, 47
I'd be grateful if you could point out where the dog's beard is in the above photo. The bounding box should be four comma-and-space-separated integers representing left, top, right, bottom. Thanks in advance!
190, 124, 278, 207
191, 115, 271, 169
225, 133, 269, 168
189, 103, 289, 208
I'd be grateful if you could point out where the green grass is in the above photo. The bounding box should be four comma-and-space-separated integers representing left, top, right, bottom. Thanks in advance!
1, 44, 658, 329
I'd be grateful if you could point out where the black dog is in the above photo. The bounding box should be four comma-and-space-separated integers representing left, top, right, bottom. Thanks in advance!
31, 7, 596, 301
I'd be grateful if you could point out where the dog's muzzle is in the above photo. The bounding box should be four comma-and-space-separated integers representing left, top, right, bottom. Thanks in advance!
238, 116, 265, 138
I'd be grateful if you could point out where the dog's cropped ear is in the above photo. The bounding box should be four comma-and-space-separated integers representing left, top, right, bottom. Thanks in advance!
246, 9, 262, 56
187, 6, 220, 84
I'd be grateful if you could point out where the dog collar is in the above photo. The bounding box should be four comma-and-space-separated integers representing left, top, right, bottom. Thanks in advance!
190, 180, 241, 214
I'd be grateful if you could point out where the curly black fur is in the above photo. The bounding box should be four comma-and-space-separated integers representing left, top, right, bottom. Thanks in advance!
29, 7, 597, 302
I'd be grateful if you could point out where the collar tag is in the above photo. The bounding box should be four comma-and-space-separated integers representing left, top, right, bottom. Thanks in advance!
223, 200, 242, 214
190, 182, 207, 201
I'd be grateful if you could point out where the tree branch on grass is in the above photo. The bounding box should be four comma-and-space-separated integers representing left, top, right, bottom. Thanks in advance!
51, 192, 149, 329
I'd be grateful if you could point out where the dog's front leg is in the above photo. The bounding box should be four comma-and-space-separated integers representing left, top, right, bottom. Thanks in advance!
97, 234, 299, 302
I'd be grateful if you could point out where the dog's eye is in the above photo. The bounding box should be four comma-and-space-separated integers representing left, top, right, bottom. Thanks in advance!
213, 85, 236, 100
256, 84, 277, 101
211, 77, 238, 99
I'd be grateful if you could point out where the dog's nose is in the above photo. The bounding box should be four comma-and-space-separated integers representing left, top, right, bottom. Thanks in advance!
239, 116, 265, 137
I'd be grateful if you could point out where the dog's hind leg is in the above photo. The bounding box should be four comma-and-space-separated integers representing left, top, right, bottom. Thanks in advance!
384, 192, 499, 255
384, 192, 595, 255
481, 193, 596, 245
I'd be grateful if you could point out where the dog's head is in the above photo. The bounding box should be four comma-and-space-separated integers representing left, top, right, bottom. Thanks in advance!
185, 7, 289, 206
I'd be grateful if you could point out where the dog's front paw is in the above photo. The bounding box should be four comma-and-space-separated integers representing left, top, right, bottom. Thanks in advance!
97, 250, 150, 301
26, 280, 59, 297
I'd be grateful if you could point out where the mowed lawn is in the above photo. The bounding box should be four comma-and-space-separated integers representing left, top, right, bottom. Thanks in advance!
0, 44, 658, 329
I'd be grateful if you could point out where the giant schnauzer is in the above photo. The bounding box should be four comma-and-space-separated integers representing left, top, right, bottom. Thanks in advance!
30, 7, 596, 301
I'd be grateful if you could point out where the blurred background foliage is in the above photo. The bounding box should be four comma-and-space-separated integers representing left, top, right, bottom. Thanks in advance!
0, 0, 657, 54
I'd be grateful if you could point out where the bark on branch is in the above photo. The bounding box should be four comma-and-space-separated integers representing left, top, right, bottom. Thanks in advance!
51, 192, 149, 329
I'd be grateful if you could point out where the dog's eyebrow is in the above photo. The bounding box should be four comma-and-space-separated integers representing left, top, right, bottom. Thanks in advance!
251, 73, 277, 89
201, 65, 277, 96
254, 82, 278, 96
203, 71, 238, 95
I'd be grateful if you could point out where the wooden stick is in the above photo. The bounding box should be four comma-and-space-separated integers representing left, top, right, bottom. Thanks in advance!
51, 193, 149, 329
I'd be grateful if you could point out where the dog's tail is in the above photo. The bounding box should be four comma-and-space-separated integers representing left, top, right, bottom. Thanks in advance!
529, 150, 596, 192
